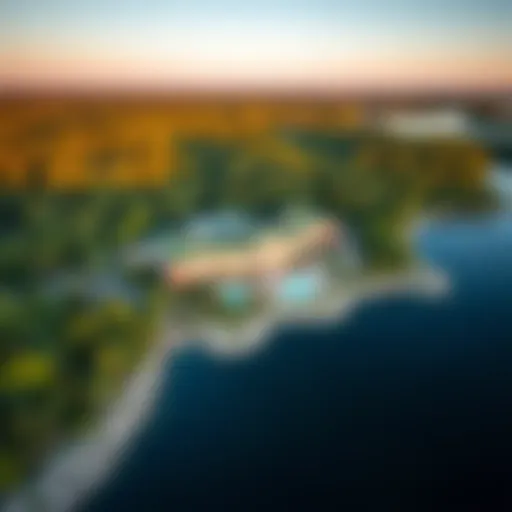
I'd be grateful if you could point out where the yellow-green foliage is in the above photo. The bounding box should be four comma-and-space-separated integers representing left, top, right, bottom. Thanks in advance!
0, 452, 23, 491
0, 354, 56, 392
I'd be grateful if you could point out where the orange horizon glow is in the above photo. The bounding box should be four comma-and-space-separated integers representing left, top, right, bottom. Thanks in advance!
1, 52, 511, 95
1, 1, 511, 95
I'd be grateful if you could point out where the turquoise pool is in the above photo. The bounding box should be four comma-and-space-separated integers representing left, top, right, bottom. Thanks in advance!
276, 269, 324, 305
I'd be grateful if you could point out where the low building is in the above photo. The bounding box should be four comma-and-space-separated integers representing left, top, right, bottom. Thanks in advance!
165, 213, 343, 311
377, 108, 470, 139
166, 219, 340, 289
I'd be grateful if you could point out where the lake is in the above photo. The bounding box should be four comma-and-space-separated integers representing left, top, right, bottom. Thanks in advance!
80, 175, 512, 511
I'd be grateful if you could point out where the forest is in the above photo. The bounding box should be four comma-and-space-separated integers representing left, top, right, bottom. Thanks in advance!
0, 126, 494, 490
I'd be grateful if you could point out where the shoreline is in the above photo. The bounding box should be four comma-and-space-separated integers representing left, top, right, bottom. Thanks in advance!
4, 322, 180, 512
191, 263, 451, 359
3, 264, 450, 512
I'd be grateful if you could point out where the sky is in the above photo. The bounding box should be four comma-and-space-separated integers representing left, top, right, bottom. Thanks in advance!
0, 0, 511, 93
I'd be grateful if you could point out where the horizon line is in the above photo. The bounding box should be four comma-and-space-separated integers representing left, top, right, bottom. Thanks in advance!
1, 84, 511, 102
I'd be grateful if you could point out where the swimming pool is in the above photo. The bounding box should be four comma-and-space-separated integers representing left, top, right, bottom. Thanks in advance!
276, 268, 325, 305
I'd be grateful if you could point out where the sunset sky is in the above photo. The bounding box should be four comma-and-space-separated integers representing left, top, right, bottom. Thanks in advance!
0, 0, 511, 93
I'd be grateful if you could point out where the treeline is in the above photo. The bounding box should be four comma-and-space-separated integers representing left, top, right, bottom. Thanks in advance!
0, 283, 167, 490
174, 130, 493, 268
0, 191, 173, 490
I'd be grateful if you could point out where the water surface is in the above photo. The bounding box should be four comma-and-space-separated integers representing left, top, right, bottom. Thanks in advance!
82, 207, 512, 511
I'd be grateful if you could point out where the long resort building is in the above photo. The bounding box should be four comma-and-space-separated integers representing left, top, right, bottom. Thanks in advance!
165, 214, 345, 310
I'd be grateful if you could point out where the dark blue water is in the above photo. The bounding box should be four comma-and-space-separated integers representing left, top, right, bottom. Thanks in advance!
82, 211, 512, 511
